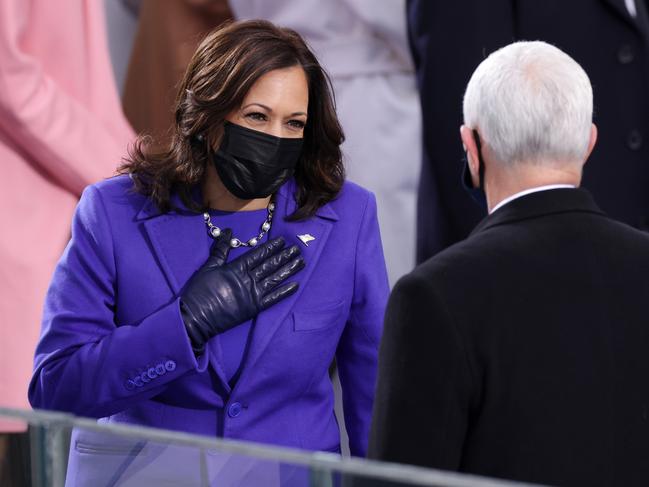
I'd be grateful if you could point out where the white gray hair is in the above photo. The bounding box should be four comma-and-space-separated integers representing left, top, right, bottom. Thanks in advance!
463, 41, 593, 166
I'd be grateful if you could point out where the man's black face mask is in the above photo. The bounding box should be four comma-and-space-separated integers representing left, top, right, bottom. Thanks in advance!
462, 129, 487, 211
211, 121, 304, 200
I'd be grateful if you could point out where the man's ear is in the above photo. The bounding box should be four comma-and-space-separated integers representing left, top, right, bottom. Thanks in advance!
460, 125, 480, 187
583, 123, 598, 164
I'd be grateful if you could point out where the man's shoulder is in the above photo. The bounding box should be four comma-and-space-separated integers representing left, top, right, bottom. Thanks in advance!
415, 230, 500, 275
415, 210, 649, 282
590, 215, 649, 256
400, 236, 492, 299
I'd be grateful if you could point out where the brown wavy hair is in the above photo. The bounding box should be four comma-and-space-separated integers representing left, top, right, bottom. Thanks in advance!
119, 20, 345, 220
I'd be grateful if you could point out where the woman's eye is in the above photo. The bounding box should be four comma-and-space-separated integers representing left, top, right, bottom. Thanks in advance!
245, 112, 267, 122
288, 119, 306, 129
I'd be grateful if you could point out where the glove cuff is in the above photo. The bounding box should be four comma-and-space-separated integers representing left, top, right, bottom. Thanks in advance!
179, 300, 207, 356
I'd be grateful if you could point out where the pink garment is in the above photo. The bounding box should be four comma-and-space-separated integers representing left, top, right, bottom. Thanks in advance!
0, 0, 134, 431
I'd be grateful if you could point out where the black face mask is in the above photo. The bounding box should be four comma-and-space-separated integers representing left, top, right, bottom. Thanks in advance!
211, 121, 303, 200
461, 129, 487, 211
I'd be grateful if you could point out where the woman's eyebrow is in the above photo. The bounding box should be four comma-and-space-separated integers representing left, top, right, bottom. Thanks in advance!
242, 103, 307, 117
242, 102, 272, 111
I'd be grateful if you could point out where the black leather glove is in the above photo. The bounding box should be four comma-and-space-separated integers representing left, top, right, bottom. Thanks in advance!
180, 228, 305, 354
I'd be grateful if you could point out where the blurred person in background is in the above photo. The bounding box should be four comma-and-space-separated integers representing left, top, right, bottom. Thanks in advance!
29, 21, 387, 485
122, 0, 232, 143
104, 0, 140, 93
0, 0, 133, 484
230, 0, 421, 288
410, 0, 649, 262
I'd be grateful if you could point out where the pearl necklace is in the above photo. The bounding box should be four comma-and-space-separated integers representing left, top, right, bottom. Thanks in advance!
203, 201, 275, 248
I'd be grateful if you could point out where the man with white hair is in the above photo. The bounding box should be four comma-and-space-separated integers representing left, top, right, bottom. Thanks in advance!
369, 41, 649, 486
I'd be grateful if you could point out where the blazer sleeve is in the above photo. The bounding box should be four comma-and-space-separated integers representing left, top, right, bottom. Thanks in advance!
29, 185, 209, 419
335, 192, 389, 457
367, 271, 475, 469
0, 0, 133, 198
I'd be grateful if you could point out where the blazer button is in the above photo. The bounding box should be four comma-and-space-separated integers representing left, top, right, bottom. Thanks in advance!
165, 360, 177, 372
124, 380, 136, 391
155, 363, 166, 376
147, 367, 158, 380
228, 402, 242, 418
627, 130, 643, 150
618, 44, 635, 64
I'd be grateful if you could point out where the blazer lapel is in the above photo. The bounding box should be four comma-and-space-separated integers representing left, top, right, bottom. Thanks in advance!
140, 204, 208, 295
601, 0, 646, 33
233, 181, 338, 389
139, 196, 233, 387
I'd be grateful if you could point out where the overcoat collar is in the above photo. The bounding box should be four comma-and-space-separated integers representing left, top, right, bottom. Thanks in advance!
139, 179, 338, 391
471, 187, 605, 237
602, 0, 636, 21
601, 0, 649, 37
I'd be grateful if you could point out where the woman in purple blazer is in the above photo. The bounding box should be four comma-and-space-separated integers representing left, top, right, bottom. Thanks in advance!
29, 19, 388, 477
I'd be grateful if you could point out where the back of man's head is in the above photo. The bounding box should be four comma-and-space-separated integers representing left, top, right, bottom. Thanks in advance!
463, 41, 593, 168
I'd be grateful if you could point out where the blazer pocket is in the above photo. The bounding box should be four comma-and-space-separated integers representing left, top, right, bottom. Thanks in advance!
292, 301, 346, 332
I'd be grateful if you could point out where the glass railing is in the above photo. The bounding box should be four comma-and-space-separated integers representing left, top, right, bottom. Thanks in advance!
0, 407, 545, 487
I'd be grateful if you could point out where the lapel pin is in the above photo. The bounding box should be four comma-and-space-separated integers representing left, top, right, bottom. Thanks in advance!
297, 234, 316, 247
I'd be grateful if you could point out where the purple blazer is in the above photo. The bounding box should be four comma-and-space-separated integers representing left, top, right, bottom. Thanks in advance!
29, 175, 388, 458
